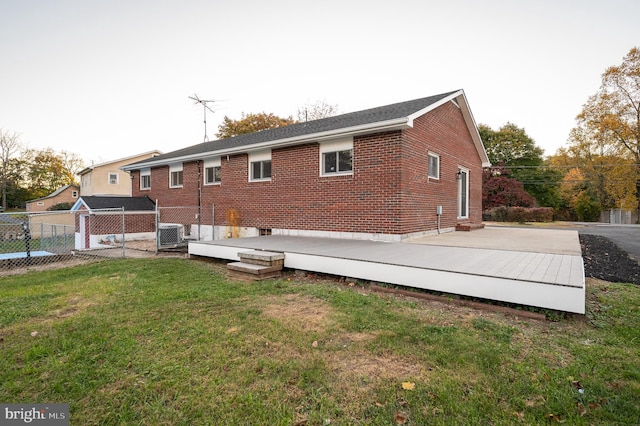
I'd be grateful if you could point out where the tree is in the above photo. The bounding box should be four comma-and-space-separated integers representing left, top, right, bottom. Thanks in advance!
479, 123, 544, 167
574, 47, 640, 214
479, 123, 561, 208
482, 167, 536, 210
60, 151, 85, 183
0, 129, 22, 210
297, 100, 339, 122
216, 112, 296, 139
25, 148, 76, 199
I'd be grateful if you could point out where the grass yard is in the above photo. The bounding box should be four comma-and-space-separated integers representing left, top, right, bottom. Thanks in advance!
1, 258, 639, 425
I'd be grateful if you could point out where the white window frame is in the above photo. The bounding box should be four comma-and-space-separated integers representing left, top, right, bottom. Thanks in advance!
169, 163, 184, 188
428, 152, 440, 179
320, 138, 353, 176
457, 167, 469, 219
140, 168, 151, 190
72, 190, 78, 198
108, 173, 119, 185
248, 151, 272, 182
203, 158, 222, 185
37, 201, 44, 206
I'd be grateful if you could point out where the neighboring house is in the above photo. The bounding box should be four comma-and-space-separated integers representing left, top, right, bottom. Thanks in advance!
25, 184, 80, 212
122, 90, 491, 242
78, 151, 161, 196
70, 196, 156, 249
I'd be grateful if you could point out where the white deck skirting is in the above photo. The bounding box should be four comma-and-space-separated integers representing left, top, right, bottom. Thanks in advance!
189, 235, 585, 314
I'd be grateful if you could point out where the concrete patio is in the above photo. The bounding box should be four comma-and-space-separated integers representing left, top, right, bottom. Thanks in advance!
188, 226, 585, 314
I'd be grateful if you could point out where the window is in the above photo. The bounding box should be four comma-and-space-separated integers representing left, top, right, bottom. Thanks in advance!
204, 158, 221, 185
141, 175, 151, 190
205, 166, 221, 184
320, 138, 353, 176
251, 160, 271, 180
140, 168, 151, 190
108, 173, 119, 185
169, 163, 183, 188
72, 191, 78, 198
323, 150, 352, 174
248, 151, 272, 181
428, 153, 440, 179
37, 202, 44, 206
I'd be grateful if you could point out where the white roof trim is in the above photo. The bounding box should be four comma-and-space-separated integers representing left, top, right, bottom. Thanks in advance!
123, 91, 491, 171
122, 118, 410, 171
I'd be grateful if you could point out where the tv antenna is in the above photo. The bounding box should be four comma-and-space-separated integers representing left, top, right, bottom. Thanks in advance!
189, 94, 217, 142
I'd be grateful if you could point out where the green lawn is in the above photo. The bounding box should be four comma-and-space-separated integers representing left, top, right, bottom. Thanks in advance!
1, 258, 639, 425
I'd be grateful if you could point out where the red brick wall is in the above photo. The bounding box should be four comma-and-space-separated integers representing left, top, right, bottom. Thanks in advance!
401, 100, 483, 231
132, 102, 483, 236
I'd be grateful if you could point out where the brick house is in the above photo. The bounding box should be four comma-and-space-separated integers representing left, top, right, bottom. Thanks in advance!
122, 90, 490, 241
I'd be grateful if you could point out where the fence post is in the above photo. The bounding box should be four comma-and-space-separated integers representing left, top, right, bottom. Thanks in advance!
121, 207, 126, 258
155, 200, 159, 254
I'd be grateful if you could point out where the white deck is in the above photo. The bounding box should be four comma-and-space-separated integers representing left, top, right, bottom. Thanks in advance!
189, 230, 585, 314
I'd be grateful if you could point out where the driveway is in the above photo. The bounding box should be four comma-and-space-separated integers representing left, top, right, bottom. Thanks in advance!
575, 223, 640, 263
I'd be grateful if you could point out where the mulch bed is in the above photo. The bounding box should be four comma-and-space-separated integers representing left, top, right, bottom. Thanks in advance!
579, 234, 640, 285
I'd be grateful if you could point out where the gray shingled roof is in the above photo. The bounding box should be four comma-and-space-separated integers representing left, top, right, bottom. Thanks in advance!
78, 196, 156, 211
127, 91, 459, 168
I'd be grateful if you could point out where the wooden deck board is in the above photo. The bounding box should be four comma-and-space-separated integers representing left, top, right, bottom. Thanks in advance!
189, 234, 586, 313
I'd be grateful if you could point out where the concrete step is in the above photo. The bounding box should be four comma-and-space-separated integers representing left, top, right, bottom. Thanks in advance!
456, 223, 485, 231
238, 250, 285, 267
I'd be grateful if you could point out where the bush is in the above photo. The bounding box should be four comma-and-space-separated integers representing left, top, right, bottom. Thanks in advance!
483, 206, 554, 223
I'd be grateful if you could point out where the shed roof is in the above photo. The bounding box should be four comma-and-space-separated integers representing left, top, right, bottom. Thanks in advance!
71, 196, 156, 212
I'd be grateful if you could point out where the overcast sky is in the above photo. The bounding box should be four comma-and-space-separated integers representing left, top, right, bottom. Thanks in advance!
1, 0, 638, 166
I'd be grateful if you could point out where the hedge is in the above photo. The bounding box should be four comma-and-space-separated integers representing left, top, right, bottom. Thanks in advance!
483, 206, 554, 223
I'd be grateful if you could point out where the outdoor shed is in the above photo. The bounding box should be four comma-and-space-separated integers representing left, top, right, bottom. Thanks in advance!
70, 196, 156, 249
123, 90, 490, 242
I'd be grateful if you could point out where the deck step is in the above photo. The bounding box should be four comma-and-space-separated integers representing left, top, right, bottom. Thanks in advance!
456, 223, 485, 231
227, 250, 285, 281
238, 250, 285, 267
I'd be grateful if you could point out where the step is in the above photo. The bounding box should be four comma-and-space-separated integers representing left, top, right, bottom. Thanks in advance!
227, 261, 282, 281
456, 223, 485, 231
238, 250, 285, 267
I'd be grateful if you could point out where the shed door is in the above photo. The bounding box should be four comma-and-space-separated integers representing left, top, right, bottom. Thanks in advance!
80, 215, 90, 249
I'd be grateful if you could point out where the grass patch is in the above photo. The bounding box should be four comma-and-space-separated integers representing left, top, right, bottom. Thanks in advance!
1, 258, 639, 424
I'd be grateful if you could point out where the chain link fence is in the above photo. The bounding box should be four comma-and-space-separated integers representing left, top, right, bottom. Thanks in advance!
1, 206, 215, 274
156, 205, 214, 250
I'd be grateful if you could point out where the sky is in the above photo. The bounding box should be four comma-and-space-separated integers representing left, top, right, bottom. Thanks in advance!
1, 0, 639, 166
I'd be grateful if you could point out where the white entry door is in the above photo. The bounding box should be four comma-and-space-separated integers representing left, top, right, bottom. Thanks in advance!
457, 168, 469, 219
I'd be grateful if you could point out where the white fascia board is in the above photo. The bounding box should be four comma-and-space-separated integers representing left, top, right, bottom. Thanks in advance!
407, 89, 491, 168
406, 90, 464, 125
456, 91, 491, 167
70, 198, 89, 212
122, 118, 410, 171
